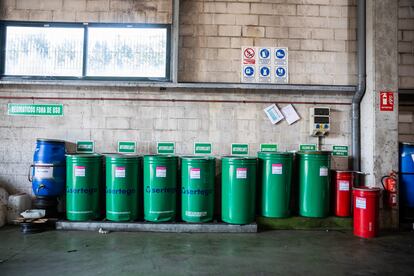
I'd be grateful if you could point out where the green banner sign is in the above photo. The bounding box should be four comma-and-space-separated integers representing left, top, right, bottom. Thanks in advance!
118, 141, 136, 154
333, 145, 349, 156
77, 141, 94, 153
8, 103, 63, 116
194, 142, 212, 155
232, 143, 249, 155
260, 143, 278, 152
300, 144, 317, 151
157, 142, 175, 154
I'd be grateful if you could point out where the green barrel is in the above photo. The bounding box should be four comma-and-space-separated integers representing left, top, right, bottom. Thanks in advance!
105, 154, 141, 221
66, 154, 103, 221
298, 151, 331, 218
143, 155, 178, 222
181, 156, 215, 223
258, 152, 294, 218
221, 156, 257, 224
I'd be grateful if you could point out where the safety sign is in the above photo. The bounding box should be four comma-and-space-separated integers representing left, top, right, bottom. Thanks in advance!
241, 46, 288, 84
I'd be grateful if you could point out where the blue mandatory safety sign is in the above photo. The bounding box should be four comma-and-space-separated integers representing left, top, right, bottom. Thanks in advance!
244, 66, 255, 77
275, 49, 286, 59
259, 48, 270, 59
260, 66, 270, 77
275, 67, 286, 77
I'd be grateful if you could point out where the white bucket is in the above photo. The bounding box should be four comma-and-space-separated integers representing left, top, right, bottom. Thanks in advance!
7, 193, 31, 224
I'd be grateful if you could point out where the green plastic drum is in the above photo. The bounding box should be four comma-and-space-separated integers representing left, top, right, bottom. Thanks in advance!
181, 156, 215, 223
105, 154, 141, 221
143, 155, 178, 222
298, 151, 331, 218
66, 154, 103, 221
258, 152, 294, 218
221, 156, 257, 224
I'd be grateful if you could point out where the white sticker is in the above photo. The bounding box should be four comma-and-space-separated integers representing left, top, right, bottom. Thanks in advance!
156, 166, 167, 178
185, 211, 207, 217
34, 165, 53, 179
411, 154, 414, 163
190, 168, 201, 179
339, 180, 350, 191
356, 197, 366, 209
74, 166, 86, 177
115, 166, 126, 178
272, 164, 283, 175
236, 168, 247, 179
320, 167, 328, 176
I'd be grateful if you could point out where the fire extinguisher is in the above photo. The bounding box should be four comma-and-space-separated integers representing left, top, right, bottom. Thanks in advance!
381, 171, 398, 208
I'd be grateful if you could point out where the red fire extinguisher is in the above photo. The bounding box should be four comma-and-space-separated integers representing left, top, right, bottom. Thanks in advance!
381, 171, 398, 208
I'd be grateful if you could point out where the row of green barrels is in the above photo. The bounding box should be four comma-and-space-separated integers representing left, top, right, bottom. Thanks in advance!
66, 151, 330, 224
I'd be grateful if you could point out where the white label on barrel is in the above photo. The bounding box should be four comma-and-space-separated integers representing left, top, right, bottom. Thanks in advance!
190, 168, 201, 179
156, 166, 167, 178
356, 197, 366, 209
236, 168, 247, 179
186, 211, 207, 217
74, 166, 86, 177
272, 164, 283, 175
34, 165, 53, 179
115, 166, 126, 178
319, 167, 328, 176
339, 180, 350, 191
411, 154, 414, 163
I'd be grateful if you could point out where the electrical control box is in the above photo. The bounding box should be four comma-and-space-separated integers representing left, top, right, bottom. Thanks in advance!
309, 107, 330, 136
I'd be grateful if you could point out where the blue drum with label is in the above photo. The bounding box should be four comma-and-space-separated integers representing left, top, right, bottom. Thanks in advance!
400, 142, 414, 208
29, 139, 66, 196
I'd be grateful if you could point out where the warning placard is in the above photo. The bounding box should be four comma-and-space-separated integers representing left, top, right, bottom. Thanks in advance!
241, 46, 288, 84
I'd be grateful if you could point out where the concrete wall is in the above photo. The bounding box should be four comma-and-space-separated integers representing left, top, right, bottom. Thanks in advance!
179, 0, 357, 84
398, 0, 414, 89
0, 0, 357, 195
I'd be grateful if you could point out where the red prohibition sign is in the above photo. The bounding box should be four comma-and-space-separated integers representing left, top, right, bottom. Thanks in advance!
244, 48, 255, 59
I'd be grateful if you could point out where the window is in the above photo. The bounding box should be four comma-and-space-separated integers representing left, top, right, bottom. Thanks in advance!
0, 22, 170, 81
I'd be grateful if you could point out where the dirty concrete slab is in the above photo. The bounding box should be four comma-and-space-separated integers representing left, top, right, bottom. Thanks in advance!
0, 226, 413, 275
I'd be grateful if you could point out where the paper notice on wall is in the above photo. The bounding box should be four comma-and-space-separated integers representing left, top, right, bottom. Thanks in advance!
264, 104, 284, 124
281, 104, 300, 125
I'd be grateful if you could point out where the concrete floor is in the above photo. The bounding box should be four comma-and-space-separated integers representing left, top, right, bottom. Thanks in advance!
1, 227, 414, 275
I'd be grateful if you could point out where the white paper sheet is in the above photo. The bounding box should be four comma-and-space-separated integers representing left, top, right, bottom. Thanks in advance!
264, 104, 284, 124
281, 104, 300, 125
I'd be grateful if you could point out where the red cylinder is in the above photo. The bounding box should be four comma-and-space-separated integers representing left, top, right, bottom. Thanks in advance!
352, 187, 381, 238
334, 171, 354, 217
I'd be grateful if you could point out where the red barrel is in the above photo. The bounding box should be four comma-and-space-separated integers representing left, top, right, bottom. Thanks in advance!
352, 187, 381, 238
334, 171, 354, 217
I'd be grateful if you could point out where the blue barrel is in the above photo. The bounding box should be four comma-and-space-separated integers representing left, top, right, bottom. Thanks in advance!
400, 142, 414, 208
30, 139, 66, 196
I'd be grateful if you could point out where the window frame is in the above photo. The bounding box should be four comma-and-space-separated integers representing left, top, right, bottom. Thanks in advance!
0, 21, 171, 82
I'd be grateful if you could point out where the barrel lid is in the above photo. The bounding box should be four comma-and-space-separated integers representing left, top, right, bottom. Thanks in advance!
297, 151, 331, 155
66, 153, 102, 158
144, 154, 177, 159
352, 186, 381, 192
36, 138, 65, 143
258, 151, 294, 156
334, 170, 356, 173
400, 142, 414, 146
180, 155, 215, 160
105, 154, 141, 158
221, 155, 257, 160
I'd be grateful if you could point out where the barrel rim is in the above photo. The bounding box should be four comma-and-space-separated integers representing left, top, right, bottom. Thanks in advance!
221, 155, 257, 160
297, 150, 331, 155
65, 153, 102, 158
104, 154, 142, 159
400, 142, 414, 146
257, 151, 294, 156
180, 155, 216, 160
143, 154, 177, 158
352, 186, 381, 192
36, 138, 66, 143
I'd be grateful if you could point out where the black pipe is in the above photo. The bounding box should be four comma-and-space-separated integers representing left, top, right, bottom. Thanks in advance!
352, 0, 366, 171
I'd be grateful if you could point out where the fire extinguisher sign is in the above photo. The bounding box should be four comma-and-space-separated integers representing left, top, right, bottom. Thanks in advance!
379, 91, 394, 111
